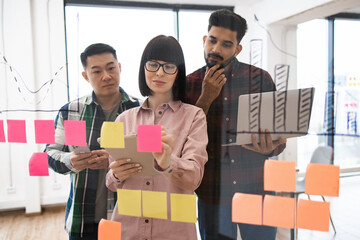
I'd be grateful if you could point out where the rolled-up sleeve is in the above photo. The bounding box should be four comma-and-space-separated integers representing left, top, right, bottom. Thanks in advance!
161, 109, 208, 191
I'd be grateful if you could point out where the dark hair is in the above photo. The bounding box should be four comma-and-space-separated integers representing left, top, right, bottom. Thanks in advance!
138, 35, 186, 101
208, 9, 248, 44
80, 43, 117, 68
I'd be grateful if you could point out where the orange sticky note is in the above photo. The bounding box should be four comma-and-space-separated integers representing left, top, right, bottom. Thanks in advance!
232, 193, 262, 225
137, 125, 162, 152
7, 119, 27, 143
264, 160, 296, 192
0, 120, 5, 142
64, 120, 87, 146
296, 199, 330, 232
34, 120, 55, 144
98, 219, 121, 240
263, 195, 295, 228
29, 152, 49, 176
305, 163, 340, 197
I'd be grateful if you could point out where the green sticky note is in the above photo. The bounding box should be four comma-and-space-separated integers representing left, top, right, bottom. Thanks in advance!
142, 190, 167, 220
117, 189, 141, 217
101, 122, 124, 148
170, 193, 197, 223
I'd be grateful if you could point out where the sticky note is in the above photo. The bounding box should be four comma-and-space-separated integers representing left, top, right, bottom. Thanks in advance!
34, 120, 55, 144
100, 122, 124, 148
98, 219, 121, 240
64, 120, 87, 146
137, 125, 162, 152
117, 189, 141, 217
170, 193, 197, 223
296, 199, 330, 232
264, 160, 296, 192
29, 152, 49, 176
232, 193, 262, 225
263, 195, 295, 228
0, 120, 5, 142
7, 119, 27, 143
142, 190, 167, 219
305, 163, 340, 197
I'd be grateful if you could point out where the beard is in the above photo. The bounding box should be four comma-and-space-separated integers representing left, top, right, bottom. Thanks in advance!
204, 52, 224, 68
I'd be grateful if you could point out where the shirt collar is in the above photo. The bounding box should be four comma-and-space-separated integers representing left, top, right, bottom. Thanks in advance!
139, 98, 182, 112
85, 87, 131, 106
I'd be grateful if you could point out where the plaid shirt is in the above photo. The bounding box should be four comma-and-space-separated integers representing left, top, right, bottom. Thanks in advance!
45, 87, 139, 237
186, 59, 285, 205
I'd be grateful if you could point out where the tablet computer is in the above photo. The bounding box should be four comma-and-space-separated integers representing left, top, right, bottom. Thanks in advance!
105, 135, 160, 176
232, 87, 315, 145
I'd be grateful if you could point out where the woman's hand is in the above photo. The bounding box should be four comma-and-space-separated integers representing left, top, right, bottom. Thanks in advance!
153, 127, 174, 170
109, 158, 142, 182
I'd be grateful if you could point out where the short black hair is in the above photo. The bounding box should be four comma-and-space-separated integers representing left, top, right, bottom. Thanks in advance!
208, 9, 248, 44
138, 35, 186, 101
80, 43, 117, 68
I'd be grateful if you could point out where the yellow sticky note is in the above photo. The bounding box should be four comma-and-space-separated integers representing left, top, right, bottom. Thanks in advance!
101, 122, 124, 148
142, 190, 167, 220
170, 193, 197, 223
117, 189, 141, 217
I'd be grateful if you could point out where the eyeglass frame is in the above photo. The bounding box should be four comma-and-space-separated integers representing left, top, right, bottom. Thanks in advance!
144, 60, 178, 75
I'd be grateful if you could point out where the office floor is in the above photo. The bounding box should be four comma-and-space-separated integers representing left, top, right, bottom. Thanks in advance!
0, 175, 359, 240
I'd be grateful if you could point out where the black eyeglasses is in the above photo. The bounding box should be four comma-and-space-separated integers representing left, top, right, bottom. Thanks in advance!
145, 60, 178, 75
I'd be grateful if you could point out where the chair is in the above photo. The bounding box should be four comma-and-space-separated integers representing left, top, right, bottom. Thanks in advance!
292, 146, 336, 239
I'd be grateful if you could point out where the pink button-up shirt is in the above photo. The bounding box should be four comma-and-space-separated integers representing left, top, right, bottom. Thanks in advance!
106, 99, 208, 240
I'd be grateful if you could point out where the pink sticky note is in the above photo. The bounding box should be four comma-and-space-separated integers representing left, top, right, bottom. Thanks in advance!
263, 195, 295, 229
0, 120, 5, 142
64, 120, 87, 146
232, 193, 262, 225
264, 160, 296, 192
29, 152, 49, 176
137, 125, 162, 152
7, 120, 27, 143
35, 120, 55, 144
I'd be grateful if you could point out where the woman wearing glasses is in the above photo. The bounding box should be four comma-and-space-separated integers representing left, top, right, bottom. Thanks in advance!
106, 35, 208, 240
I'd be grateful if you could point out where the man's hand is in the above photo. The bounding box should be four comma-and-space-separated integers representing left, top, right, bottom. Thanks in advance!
153, 127, 174, 170
88, 149, 110, 169
109, 158, 142, 182
196, 64, 227, 114
70, 152, 95, 171
241, 129, 287, 155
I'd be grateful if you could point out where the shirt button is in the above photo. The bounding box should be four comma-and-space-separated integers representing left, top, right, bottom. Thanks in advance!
146, 181, 150, 185
224, 97, 228, 101
145, 219, 149, 223
225, 117, 229, 121
159, 111, 162, 115
231, 159, 235, 163
229, 139, 233, 143
233, 181, 236, 185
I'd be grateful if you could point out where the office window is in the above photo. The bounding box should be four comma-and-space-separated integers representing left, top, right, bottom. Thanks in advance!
333, 18, 360, 169
296, 19, 328, 172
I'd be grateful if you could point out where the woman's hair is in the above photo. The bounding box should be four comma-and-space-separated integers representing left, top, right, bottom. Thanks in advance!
138, 35, 186, 101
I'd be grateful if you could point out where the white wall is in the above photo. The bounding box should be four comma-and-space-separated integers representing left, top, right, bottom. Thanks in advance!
0, 0, 69, 213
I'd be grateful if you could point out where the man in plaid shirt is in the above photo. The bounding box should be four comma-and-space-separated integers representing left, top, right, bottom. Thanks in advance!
186, 10, 286, 240
45, 43, 139, 239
